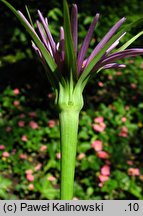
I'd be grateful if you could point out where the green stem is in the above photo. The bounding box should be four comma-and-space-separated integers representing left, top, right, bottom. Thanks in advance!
59, 109, 80, 200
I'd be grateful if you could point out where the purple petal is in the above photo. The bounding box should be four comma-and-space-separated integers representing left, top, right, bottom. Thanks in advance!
38, 10, 63, 69
32, 42, 43, 59
71, 4, 78, 54
86, 17, 126, 66
37, 10, 56, 55
100, 48, 143, 66
92, 48, 143, 72
102, 63, 126, 69
106, 32, 126, 54
36, 20, 52, 54
59, 27, 65, 61
77, 14, 99, 74
18, 11, 40, 39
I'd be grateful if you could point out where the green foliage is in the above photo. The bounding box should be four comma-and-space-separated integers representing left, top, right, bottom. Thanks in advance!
0, 175, 12, 199
0, 56, 143, 199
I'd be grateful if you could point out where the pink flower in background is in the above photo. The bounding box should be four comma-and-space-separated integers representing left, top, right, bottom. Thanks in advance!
25, 169, 33, 175
93, 117, 106, 132
128, 59, 134, 63
93, 122, 106, 132
121, 117, 127, 122
18, 121, 25, 127
125, 105, 130, 110
130, 83, 137, 89
119, 126, 128, 137
0, 145, 5, 150
21, 135, 28, 142
13, 88, 20, 95
92, 140, 102, 151
13, 100, 20, 106
98, 182, 103, 187
5, 126, 12, 132
97, 151, 109, 159
127, 160, 134, 165
34, 163, 42, 171
128, 168, 140, 176
12, 149, 16, 155
28, 184, 34, 190
101, 165, 110, 176
48, 120, 55, 128
77, 153, 85, 160
108, 75, 113, 80
98, 81, 104, 87
29, 121, 38, 129
116, 71, 122, 76
2, 152, 9, 157
40, 145, 47, 152
56, 152, 61, 159
99, 175, 109, 182
47, 175, 56, 182
28, 112, 37, 118
19, 153, 27, 160
105, 160, 111, 165
26, 174, 34, 182
19, 114, 25, 119
94, 116, 104, 123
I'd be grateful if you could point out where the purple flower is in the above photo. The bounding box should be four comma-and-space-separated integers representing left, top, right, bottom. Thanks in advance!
2, 0, 143, 87
23, 7, 143, 78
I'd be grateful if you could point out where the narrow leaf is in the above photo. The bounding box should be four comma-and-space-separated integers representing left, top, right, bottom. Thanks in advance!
71, 4, 78, 54
77, 14, 99, 75
78, 17, 143, 86
1, 0, 59, 84
63, 0, 77, 80
86, 17, 126, 66
25, 5, 34, 28
99, 48, 143, 66
116, 31, 143, 52
59, 27, 65, 61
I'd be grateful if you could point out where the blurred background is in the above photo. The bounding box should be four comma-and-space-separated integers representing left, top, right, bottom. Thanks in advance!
0, 0, 143, 199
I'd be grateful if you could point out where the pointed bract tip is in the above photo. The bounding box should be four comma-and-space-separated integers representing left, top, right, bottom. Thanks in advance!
71, 4, 78, 16
96, 13, 100, 18
60, 26, 64, 31
72, 4, 78, 9
122, 17, 126, 21
37, 10, 42, 16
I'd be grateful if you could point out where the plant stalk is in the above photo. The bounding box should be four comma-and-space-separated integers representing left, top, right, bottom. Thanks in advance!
59, 109, 80, 200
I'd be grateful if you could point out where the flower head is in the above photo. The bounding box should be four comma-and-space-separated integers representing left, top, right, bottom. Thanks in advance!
0, 145, 5, 150
128, 168, 140, 176
21, 135, 28, 142
91, 140, 102, 151
13, 88, 20, 95
29, 121, 38, 129
26, 174, 34, 182
97, 151, 109, 159
99, 175, 109, 183
2, 0, 143, 91
2, 151, 9, 157
101, 165, 110, 176
40, 145, 47, 152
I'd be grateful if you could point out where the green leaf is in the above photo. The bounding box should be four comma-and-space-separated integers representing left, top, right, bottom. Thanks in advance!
117, 31, 143, 52
63, 0, 77, 80
78, 17, 143, 87
1, 0, 59, 88
25, 5, 34, 28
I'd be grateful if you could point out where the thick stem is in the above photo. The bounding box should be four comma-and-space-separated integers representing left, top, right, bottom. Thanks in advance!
59, 110, 80, 200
